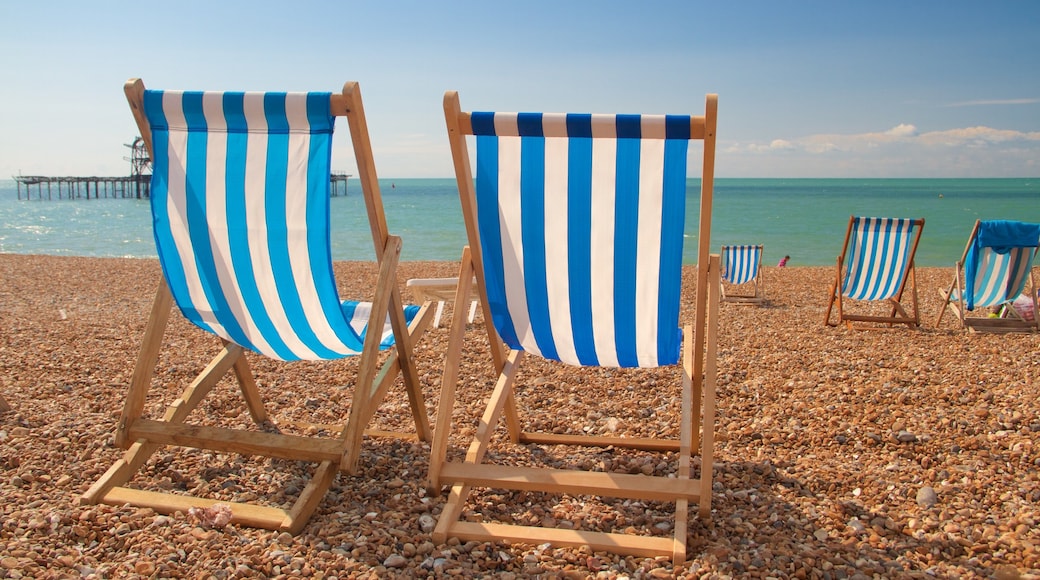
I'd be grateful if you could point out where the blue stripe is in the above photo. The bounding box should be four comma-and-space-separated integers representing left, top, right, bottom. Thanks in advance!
181, 92, 254, 351
656, 137, 688, 366
520, 135, 558, 360
665, 115, 691, 140
566, 134, 597, 366
221, 93, 293, 359
616, 114, 641, 139
263, 93, 337, 359
475, 134, 520, 348
565, 114, 593, 138
223, 92, 248, 132
305, 95, 363, 352
613, 137, 640, 367
517, 113, 543, 137
143, 91, 210, 334
471, 112, 497, 136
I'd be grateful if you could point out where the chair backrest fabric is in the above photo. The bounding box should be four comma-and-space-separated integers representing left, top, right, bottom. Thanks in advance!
471, 113, 691, 368
144, 90, 367, 361
967, 246, 1036, 308
721, 245, 761, 285
963, 220, 1040, 310
842, 217, 918, 301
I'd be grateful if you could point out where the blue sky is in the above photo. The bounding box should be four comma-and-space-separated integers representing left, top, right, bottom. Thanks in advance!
1, 1, 1038, 179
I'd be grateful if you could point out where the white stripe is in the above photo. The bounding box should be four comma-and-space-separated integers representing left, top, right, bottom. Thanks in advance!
543, 137, 576, 365
590, 139, 618, 367
283, 94, 352, 357
497, 137, 537, 355
240, 95, 308, 359
635, 138, 664, 367
590, 115, 616, 139
200, 93, 275, 355
162, 93, 227, 338
494, 114, 519, 137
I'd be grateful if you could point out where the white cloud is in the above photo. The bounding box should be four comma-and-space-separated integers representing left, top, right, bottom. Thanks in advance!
945, 98, 1040, 107
884, 123, 918, 137
721, 124, 1040, 177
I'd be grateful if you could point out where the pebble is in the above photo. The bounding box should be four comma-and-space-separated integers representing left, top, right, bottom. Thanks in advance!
916, 486, 938, 508
2, 257, 1038, 579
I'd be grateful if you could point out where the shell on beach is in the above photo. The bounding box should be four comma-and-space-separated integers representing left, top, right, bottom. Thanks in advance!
1, 254, 1039, 578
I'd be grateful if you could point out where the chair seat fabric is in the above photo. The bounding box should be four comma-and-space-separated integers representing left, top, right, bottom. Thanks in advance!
145, 90, 411, 361
722, 245, 761, 285
471, 112, 691, 368
964, 221, 1040, 310
842, 217, 918, 301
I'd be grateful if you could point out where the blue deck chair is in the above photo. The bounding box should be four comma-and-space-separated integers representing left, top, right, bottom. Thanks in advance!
936, 219, 1040, 332
721, 244, 765, 304
429, 92, 720, 564
824, 216, 925, 329
82, 79, 435, 533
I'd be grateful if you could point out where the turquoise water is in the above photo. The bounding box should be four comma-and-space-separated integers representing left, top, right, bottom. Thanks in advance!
2, 178, 1038, 266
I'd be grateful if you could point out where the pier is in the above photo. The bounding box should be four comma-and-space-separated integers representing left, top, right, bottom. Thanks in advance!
14, 172, 351, 200
15, 175, 150, 200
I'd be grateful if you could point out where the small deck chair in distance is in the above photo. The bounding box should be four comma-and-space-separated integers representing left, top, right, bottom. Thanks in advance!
720, 244, 764, 304
936, 219, 1040, 333
430, 91, 720, 564
81, 79, 435, 533
824, 216, 925, 329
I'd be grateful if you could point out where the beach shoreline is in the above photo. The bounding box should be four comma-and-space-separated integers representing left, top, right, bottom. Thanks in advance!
1, 254, 1038, 578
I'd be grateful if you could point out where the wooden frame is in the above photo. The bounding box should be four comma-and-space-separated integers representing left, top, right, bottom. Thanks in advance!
80, 79, 434, 533
824, 216, 924, 330
720, 244, 765, 304
936, 219, 1039, 333
428, 91, 719, 565
406, 277, 480, 328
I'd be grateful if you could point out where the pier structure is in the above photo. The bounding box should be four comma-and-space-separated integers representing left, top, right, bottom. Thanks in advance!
14, 173, 352, 200
15, 175, 150, 200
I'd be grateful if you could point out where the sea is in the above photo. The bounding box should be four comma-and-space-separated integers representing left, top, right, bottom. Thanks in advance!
2, 177, 1037, 267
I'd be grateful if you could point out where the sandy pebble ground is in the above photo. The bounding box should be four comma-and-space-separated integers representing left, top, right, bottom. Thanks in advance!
1, 253, 1038, 579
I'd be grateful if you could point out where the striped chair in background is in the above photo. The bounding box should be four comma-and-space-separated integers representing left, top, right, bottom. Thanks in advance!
82, 79, 435, 533
936, 219, 1040, 333
720, 244, 765, 304
429, 91, 720, 564
824, 216, 925, 329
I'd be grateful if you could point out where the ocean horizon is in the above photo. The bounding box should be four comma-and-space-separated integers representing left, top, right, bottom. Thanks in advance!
2, 177, 1038, 267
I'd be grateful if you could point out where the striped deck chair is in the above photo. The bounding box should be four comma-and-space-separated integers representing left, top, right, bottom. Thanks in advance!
824, 216, 925, 329
81, 79, 435, 533
429, 91, 720, 564
936, 219, 1040, 333
720, 244, 765, 304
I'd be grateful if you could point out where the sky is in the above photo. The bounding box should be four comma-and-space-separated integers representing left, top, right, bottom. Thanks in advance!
1, 1, 1038, 179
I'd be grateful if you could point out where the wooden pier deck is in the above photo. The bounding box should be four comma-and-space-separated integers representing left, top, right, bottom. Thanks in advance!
15, 172, 352, 200
15, 175, 150, 200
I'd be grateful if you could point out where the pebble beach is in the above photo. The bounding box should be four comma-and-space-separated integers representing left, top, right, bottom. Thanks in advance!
1, 253, 1038, 579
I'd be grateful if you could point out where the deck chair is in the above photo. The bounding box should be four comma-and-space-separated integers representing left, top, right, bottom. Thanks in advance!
429, 91, 720, 564
936, 219, 1040, 333
81, 79, 435, 533
824, 216, 924, 329
720, 244, 764, 304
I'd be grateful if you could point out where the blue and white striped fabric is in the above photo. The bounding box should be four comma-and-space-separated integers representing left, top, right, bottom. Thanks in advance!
721, 245, 762, 285
842, 217, 918, 302
958, 246, 1037, 310
962, 220, 1040, 310
144, 90, 416, 361
471, 112, 691, 368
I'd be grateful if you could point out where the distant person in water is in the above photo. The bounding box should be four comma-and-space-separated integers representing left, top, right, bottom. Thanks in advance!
778, 255, 790, 267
